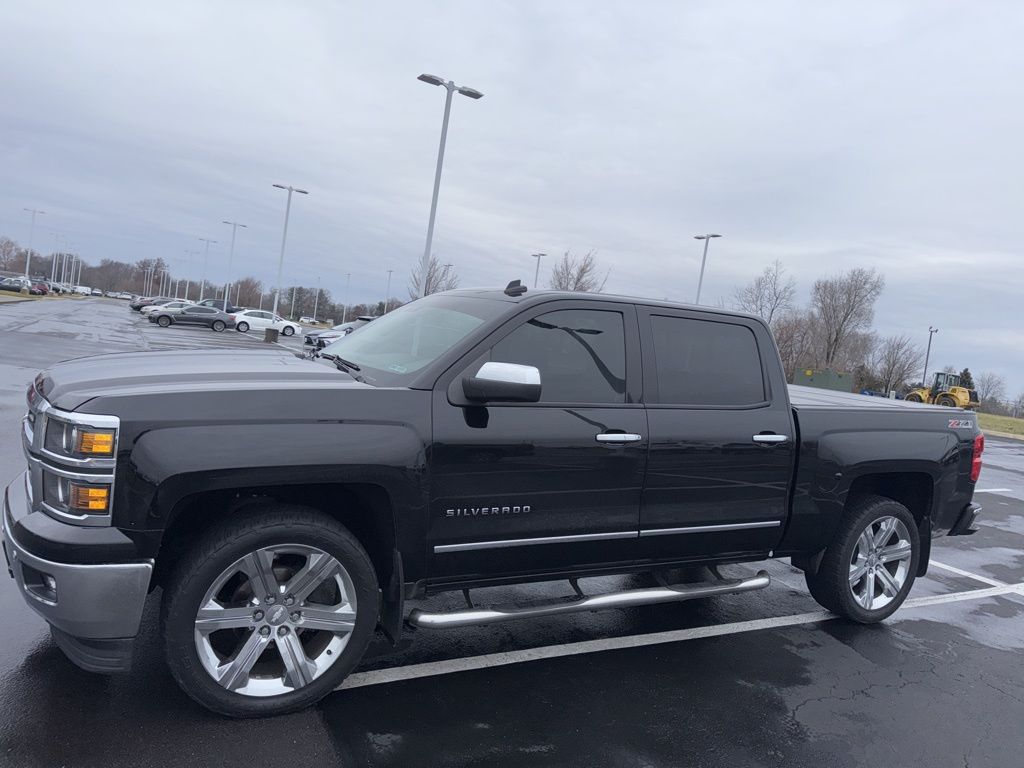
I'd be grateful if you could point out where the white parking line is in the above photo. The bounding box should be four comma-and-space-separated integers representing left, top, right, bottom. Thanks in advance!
339, 581, 1024, 691
929, 560, 1006, 587
975, 488, 1013, 494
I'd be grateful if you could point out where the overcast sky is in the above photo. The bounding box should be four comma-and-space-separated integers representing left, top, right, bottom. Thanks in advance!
2, 2, 1022, 394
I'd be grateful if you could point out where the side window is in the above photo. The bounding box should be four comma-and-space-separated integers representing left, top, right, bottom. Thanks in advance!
490, 309, 626, 404
650, 315, 765, 406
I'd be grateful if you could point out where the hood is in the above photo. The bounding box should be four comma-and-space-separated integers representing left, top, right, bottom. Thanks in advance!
38, 348, 367, 411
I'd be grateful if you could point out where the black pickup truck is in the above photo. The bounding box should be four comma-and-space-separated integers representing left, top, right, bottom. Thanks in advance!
2, 284, 984, 717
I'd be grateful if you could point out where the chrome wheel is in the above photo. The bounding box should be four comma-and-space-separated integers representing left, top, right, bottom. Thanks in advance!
193, 544, 357, 697
848, 516, 913, 610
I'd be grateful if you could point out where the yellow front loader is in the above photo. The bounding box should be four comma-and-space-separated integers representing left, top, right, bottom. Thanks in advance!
905, 372, 980, 409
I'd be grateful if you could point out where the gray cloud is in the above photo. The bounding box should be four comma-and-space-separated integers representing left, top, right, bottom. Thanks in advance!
2, 1, 1022, 392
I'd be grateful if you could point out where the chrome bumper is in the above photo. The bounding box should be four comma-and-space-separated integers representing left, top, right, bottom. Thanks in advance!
2, 474, 152, 640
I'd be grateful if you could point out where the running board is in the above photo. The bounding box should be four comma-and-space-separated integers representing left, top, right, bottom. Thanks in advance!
407, 571, 771, 629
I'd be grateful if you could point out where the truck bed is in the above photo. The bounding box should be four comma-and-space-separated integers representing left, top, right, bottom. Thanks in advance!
787, 384, 964, 412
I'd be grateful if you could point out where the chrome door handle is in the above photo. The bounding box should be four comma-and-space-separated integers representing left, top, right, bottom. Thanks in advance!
596, 433, 643, 444
752, 434, 789, 444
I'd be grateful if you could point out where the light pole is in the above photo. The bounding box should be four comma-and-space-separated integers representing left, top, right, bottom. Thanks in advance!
693, 233, 722, 304
183, 250, 196, 301
415, 73, 483, 299
531, 252, 545, 289
222, 220, 247, 307
383, 269, 393, 314
312, 276, 321, 323
198, 238, 217, 301
342, 273, 351, 323
23, 208, 45, 277
922, 326, 938, 386
271, 183, 309, 314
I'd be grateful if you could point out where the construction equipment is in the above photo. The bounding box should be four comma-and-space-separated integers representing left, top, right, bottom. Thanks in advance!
905, 372, 980, 409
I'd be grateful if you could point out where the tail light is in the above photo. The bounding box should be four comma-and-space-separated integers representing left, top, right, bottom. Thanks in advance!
970, 433, 984, 483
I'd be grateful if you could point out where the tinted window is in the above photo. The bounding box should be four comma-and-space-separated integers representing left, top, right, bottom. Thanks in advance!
650, 316, 764, 405
187, 306, 216, 315
490, 309, 626, 404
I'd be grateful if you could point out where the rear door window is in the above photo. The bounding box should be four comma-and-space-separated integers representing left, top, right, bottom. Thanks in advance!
649, 315, 765, 406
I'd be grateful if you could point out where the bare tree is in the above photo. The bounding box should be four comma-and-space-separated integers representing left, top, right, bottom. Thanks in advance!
549, 250, 608, 292
408, 255, 459, 299
772, 308, 818, 383
871, 335, 924, 394
732, 260, 796, 326
811, 267, 885, 368
0, 237, 18, 272
1012, 392, 1024, 419
976, 371, 1006, 405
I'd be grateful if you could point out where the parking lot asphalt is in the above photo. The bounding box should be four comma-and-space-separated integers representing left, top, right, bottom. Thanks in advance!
1, 298, 1023, 767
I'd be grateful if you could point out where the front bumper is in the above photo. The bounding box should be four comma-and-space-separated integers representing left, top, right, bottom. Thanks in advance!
2, 473, 152, 670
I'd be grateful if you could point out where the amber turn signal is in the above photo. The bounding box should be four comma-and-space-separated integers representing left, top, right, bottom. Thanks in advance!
76, 430, 115, 455
69, 484, 110, 512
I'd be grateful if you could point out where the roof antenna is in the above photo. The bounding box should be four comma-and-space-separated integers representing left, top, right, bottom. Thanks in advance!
504, 279, 527, 297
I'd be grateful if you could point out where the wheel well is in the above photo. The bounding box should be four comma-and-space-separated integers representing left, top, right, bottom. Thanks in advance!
152, 483, 398, 597
845, 472, 933, 525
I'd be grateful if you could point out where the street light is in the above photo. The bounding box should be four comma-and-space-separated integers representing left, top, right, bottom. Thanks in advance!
922, 326, 938, 386
383, 269, 394, 314
222, 220, 247, 306
197, 238, 218, 301
531, 253, 546, 289
312, 276, 321, 323
341, 273, 352, 323
182, 250, 197, 301
271, 184, 309, 314
23, 208, 45, 277
693, 233, 722, 304
415, 73, 483, 299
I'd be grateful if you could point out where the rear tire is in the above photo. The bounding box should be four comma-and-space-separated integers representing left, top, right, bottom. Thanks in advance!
236, 322, 249, 333
282, 326, 295, 336
157, 315, 171, 327
161, 505, 379, 718
212, 320, 226, 332
804, 495, 919, 623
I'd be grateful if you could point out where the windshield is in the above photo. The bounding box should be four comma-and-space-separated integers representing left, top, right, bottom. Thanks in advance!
319, 294, 507, 386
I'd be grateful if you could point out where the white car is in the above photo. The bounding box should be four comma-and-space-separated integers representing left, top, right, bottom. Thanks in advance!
141, 300, 192, 316
232, 309, 302, 336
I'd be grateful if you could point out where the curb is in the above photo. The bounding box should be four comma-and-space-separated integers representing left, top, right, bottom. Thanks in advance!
983, 429, 1024, 442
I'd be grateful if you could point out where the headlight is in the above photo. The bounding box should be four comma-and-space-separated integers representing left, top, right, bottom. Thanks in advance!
43, 472, 111, 516
45, 418, 117, 459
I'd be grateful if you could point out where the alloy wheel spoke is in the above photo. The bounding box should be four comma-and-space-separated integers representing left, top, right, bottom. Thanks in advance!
873, 517, 898, 548
849, 562, 868, 586
242, 549, 280, 601
856, 530, 874, 558
299, 606, 356, 634
879, 541, 912, 564
875, 566, 901, 597
195, 605, 254, 633
276, 632, 316, 689
285, 553, 341, 603
217, 630, 271, 691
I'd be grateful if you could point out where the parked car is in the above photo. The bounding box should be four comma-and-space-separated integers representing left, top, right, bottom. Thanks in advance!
196, 298, 240, 313
231, 309, 301, 336
117, 292, 134, 300
31, 282, 49, 295
0, 276, 32, 293
90, 288, 102, 296
304, 315, 374, 347
141, 300, 193, 316
149, 304, 236, 331
298, 315, 317, 324
130, 296, 175, 311
2, 285, 987, 717
136, 299, 177, 315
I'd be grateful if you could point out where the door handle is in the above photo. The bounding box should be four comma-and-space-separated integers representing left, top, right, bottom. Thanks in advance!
596, 432, 643, 444
752, 433, 789, 444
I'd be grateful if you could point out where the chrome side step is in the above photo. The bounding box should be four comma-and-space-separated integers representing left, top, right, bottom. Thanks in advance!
407, 570, 771, 629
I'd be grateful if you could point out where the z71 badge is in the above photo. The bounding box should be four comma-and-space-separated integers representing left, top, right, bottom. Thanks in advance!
948, 419, 974, 429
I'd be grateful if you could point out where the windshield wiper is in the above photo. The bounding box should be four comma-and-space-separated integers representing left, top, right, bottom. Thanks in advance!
333, 356, 366, 382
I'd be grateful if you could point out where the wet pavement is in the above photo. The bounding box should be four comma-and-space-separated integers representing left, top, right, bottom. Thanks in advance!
1, 299, 1023, 767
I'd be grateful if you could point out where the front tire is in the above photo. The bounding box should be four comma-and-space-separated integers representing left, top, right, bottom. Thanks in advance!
212, 320, 226, 332
904, 392, 923, 403
804, 495, 919, 623
161, 505, 379, 717
936, 395, 956, 407
236, 321, 249, 333
282, 326, 295, 336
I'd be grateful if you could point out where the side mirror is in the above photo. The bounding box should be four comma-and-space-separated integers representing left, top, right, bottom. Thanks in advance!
463, 362, 541, 403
